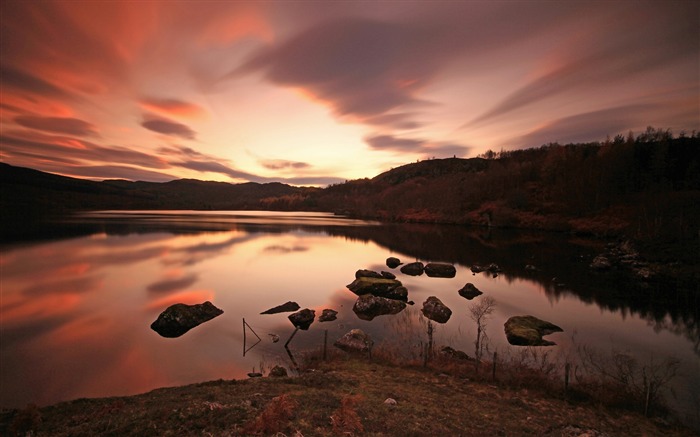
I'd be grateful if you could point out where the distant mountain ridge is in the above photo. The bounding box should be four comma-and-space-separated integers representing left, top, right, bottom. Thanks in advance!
0, 162, 315, 219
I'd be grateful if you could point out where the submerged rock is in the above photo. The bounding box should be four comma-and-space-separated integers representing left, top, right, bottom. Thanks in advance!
288, 308, 315, 330
504, 315, 563, 346
458, 283, 483, 300
346, 277, 406, 301
421, 296, 452, 323
260, 301, 300, 315
400, 262, 424, 276
334, 329, 373, 353
319, 309, 338, 322
150, 301, 223, 338
386, 257, 402, 268
590, 255, 611, 270
424, 262, 457, 278
353, 294, 406, 321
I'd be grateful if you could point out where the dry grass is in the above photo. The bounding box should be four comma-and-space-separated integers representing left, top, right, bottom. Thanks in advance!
1, 356, 694, 437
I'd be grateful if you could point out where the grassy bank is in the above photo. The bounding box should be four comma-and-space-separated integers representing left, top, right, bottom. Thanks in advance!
1, 352, 695, 436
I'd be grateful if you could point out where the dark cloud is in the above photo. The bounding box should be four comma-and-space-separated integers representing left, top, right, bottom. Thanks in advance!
0, 65, 77, 100
260, 159, 311, 170
365, 134, 470, 158
176, 160, 260, 181
56, 165, 177, 182
141, 116, 197, 140
510, 104, 660, 148
0, 131, 170, 170
146, 274, 199, 293
14, 115, 99, 137
468, 3, 699, 126
232, 17, 438, 120
366, 134, 425, 152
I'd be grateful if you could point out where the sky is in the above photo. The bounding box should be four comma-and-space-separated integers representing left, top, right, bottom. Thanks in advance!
1, 1, 698, 186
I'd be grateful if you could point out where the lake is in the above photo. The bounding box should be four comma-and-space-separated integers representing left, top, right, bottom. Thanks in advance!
1, 211, 698, 426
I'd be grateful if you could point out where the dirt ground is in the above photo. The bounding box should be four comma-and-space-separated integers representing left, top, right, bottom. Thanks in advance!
1, 357, 695, 436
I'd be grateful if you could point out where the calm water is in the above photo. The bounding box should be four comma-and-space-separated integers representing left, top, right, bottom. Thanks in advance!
1, 211, 698, 425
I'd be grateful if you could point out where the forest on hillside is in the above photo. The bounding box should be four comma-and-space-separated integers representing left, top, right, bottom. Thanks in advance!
263, 127, 700, 259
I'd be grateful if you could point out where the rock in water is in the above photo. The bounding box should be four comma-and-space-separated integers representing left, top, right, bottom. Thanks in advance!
319, 308, 338, 322
355, 269, 383, 279
458, 283, 483, 300
424, 263, 457, 278
269, 365, 288, 377
421, 296, 452, 323
386, 257, 401, 268
504, 315, 563, 346
334, 329, 373, 353
151, 301, 223, 338
346, 277, 407, 301
400, 262, 424, 276
260, 301, 300, 315
353, 294, 406, 321
288, 308, 315, 330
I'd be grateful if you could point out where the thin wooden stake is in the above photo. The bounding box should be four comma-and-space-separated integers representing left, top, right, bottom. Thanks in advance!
492, 352, 497, 381
323, 330, 328, 361
284, 328, 300, 369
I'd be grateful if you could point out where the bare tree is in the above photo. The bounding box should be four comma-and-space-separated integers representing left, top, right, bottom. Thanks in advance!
469, 296, 496, 374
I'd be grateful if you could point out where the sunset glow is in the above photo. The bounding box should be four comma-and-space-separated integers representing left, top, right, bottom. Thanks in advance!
1, 1, 698, 186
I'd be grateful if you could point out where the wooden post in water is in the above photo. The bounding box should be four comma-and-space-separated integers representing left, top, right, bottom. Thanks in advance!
644, 381, 652, 417
323, 329, 328, 361
242, 318, 247, 356
492, 352, 497, 381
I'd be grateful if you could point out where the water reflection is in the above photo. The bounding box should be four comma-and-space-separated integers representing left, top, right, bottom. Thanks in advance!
0, 211, 697, 426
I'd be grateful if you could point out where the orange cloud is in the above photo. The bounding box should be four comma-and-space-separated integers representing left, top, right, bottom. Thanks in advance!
198, 6, 274, 45
140, 98, 207, 119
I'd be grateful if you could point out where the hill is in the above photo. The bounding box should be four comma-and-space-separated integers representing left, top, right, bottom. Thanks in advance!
0, 162, 315, 220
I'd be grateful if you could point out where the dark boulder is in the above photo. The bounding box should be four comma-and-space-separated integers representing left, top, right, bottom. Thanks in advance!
355, 269, 383, 279
590, 255, 611, 270
288, 308, 315, 330
381, 271, 396, 279
504, 315, 563, 346
269, 365, 288, 377
471, 264, 485, 273
421, 296, 452, 323
334, 329, 373, 353
424, 263, 456, 278
319, 309, 338, 322
347, 277, 406, 301
353, 294, 406, 321
260, 301, 300, 315
150, 301, 223, 338
458, 283, 483, 300
400, 262, 424, 276
439, 346, 472, 361
386, 257, 402, 268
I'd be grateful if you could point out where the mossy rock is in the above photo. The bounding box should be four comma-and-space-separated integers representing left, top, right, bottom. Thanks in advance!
504, 315, 562, 346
